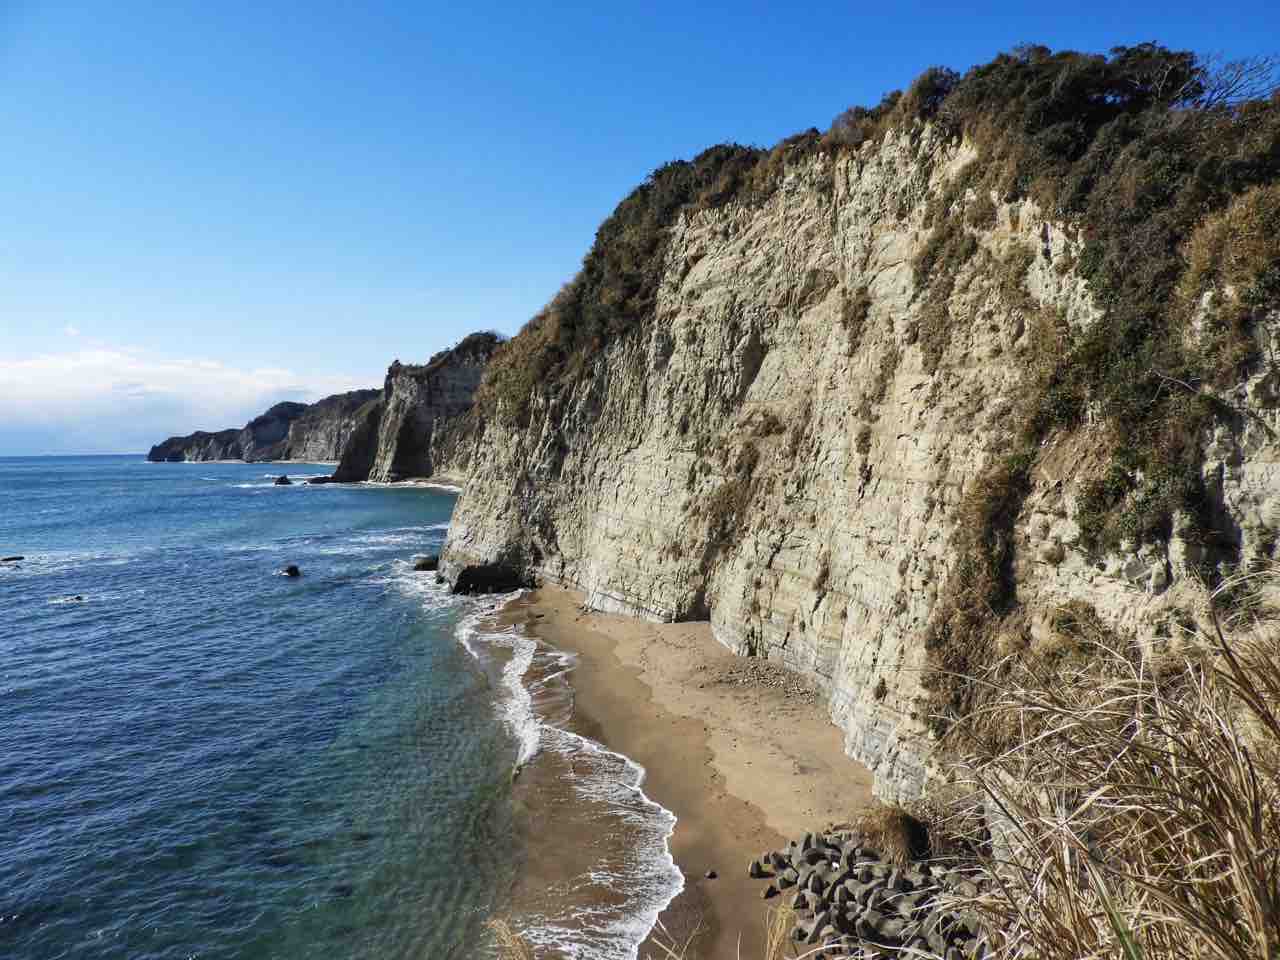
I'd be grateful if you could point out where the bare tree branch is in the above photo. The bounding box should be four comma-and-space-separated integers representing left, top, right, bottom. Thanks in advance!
1184, 54, 1280, 109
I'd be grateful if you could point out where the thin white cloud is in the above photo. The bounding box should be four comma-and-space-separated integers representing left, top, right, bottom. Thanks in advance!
63, 324, 81, 337
0, 346, 378, 454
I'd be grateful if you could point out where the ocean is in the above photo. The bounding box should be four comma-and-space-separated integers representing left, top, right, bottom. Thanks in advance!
0, 456, 680, 960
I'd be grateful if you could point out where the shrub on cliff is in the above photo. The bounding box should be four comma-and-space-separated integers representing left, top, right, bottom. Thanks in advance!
479, 45, 1278, 437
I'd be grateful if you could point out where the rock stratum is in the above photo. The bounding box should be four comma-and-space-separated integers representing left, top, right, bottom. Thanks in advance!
440, 47, 1280, 801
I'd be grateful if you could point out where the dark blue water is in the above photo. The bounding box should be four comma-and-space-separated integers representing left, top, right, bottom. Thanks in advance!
0, 456, 518, 959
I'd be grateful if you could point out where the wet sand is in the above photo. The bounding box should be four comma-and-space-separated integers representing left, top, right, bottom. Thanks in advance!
506, 585, 876, 960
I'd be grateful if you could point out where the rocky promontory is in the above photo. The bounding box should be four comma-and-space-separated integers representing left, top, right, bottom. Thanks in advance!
147, 394, 375, 463
147, 427, 245, 463
147, 332, 497, 474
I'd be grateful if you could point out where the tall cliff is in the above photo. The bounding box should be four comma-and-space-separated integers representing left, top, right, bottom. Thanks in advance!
147, 428, 244, 463
332, 333, 499, 482
442, 47, 1280, 800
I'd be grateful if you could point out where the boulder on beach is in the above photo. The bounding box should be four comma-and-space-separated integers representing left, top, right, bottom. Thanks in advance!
413, 554, 439, 572
273, 475, 292, 486
283, 564, 301, 577
451, 562, 534, 596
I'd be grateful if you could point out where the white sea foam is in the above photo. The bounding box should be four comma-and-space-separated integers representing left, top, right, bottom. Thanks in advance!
455, 600, 543, 766
12, 550, 138, 578
450, 599, 684, 960
382, 558, 684, 959
357, 479, 463, 493
515, 726, 685, 960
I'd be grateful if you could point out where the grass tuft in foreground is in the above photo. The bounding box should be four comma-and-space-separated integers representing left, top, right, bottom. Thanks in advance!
937, 568, 1280, 960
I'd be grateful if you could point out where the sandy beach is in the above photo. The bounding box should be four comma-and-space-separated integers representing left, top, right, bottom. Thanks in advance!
503, 585, 876, 960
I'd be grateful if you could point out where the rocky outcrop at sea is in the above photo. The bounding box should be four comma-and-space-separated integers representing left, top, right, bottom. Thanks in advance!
150, 334, 497, 484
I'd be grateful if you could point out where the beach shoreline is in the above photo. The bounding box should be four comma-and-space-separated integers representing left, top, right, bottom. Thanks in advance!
499, 585, 876, 960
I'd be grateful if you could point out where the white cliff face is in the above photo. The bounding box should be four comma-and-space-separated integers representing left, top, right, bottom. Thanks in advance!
442, 129, 1280, 800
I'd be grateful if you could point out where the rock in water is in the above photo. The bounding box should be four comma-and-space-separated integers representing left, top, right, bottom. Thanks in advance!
1, 556, 24, 563
413, 554, 439, 572
283, 565, 301, 577
273, 475, 292, 486
704, 869, 717, 880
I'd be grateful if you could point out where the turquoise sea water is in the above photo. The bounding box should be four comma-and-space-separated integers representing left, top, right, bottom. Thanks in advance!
0, 456, 519, 959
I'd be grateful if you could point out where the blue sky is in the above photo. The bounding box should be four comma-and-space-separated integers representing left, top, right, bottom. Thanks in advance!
1, 1, 1277, 453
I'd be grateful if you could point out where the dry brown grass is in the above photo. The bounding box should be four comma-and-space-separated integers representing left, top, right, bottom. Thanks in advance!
644, 913, 708, 960
760, 904, 796, 960
1180, 183, 1280, 307
937, 569, 1280, 960
841, 802, 932, 867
